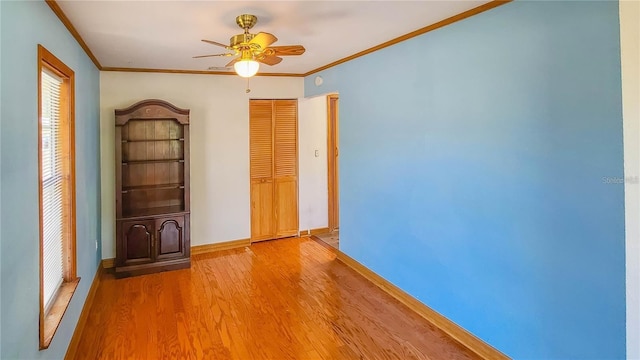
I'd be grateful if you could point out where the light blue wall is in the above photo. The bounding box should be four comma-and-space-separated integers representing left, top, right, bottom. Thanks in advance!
306, 1, 625, 358
1, 1, 101, 358
0, 1, 3, 357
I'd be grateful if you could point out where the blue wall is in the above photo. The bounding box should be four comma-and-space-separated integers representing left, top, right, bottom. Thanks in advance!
305, 1, 625, 358
1, 1, 101, 358
0, 0, 3, 356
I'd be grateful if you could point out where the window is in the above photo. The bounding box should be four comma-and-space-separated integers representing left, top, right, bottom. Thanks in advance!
38, 44, 79, 350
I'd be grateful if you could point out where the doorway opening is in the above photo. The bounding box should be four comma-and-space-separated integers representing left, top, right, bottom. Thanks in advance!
316, 94, 340, 249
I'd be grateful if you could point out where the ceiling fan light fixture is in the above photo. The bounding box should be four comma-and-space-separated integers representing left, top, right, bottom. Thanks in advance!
234, 59, 260, 78
196, 14, 306, 81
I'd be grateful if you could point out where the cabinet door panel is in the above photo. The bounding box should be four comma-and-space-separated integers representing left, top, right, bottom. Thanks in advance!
120, 220, 155, 266
155, 216, 185, 260
251, 180, 275, 241
275, 177, 298, 238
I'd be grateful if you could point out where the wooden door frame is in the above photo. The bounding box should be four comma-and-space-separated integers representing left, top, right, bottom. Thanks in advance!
327, 94, 339, 232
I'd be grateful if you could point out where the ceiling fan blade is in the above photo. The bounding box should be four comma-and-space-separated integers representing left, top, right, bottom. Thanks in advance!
265, 45, 305, 56
201, 39, 231, 49
192, 53, 234, 59
249, 32, 278, 50
257, 55, 283, 66
225, 58, 239, 67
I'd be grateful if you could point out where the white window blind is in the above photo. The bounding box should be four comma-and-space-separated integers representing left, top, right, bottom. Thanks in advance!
41, 68, 64, 312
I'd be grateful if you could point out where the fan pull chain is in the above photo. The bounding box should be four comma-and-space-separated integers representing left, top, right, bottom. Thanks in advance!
246, 77, 251, 93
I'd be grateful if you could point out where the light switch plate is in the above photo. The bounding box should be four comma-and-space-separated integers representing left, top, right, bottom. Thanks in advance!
315, 150, 320, 157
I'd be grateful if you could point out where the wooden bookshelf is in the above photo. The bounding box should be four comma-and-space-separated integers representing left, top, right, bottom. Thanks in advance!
114, 99, 191, 277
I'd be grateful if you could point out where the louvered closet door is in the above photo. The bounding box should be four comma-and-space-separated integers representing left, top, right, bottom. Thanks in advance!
273, 100, 298, 238
249, 99, 298, 242
250, 100, 275, 241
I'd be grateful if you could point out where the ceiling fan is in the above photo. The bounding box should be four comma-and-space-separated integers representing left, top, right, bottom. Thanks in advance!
194, 14, 306, 78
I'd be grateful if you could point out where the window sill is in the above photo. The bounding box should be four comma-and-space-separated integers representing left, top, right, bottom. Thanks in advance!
40, 278, 80, 350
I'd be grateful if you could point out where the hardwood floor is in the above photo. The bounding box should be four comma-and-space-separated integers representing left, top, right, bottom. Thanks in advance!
73, 237, 478, 359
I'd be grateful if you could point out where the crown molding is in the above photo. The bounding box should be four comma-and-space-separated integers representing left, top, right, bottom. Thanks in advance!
101, 66, 304, 77
303, 0, 512, 77
45, 0, 102, 70
47, 0, 511, 77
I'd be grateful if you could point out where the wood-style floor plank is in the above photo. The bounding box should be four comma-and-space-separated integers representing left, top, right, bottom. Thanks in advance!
74, 237, 479, 360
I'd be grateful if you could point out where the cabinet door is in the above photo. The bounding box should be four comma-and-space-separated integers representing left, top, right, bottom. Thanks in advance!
155, 216, 186, 260
274, 100, 298, 238
120, 220, 155, 266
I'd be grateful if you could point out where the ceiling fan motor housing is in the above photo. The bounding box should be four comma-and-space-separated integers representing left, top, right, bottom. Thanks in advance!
230, 33, 255, 47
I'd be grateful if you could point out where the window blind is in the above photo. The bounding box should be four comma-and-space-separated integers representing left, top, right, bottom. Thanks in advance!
41, 68, 64, 312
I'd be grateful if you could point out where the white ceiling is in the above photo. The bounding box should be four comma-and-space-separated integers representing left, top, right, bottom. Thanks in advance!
57, 0, 489, 74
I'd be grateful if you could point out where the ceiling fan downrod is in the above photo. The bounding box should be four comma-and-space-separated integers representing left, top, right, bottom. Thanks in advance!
231, 14, 258, 47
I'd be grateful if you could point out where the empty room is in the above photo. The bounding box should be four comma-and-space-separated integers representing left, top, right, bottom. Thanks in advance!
0, 0, 638, 359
